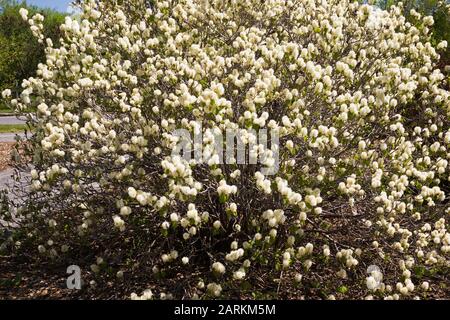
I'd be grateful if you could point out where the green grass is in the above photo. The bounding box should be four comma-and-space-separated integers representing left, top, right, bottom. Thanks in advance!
0, 103, 13, 114
0, 124, 27, 133
0, 102, 35, 114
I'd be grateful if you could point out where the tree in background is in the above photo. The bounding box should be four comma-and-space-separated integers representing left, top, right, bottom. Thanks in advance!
0, 0, 65, 106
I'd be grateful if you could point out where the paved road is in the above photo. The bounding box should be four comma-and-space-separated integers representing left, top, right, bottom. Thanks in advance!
0, 168, 30, 229
0, 168, 14, 187
0, 169, 19, 229
0, 115, 30, 230
0, 115, 28, 142
0, 116, 27, 125
0, 133, 25, 142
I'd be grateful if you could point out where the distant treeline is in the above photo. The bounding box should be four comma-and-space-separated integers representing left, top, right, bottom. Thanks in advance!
0, 0, 65, 106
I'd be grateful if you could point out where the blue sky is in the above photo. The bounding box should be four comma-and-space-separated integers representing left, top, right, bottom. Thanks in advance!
27, 0, 72, 13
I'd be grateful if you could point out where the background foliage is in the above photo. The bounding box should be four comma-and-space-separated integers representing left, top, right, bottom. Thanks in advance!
0, 0, 65, 108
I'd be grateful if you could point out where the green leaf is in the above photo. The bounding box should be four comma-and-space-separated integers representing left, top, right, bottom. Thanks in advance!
337, 285, 348, 294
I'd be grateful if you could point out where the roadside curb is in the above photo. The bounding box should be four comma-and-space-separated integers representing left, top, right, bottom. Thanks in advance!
0, 113, 32, 117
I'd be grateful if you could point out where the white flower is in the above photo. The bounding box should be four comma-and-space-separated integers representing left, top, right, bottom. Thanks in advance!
19, 8, 28, 20
305, 195, 317, 207
217, 180, 237, 197
212, 262, 226, 274
128, 187, 137, 198
437, 41, 448, 50
358, 140, 366, 150
207, 283, 222, 297
420, 282, 429, 291
1, 89, 11, 99
233, 269, 246, 280
337, 269, 347, 279
113, 215, 125, 231
161, 221, 170, 230
423, 16, 434, 26
304, 260, 313, 270
366, 276, 378, 291
170, 250, 178, 259
131, 289, 153, 300
78, 78, 94, 87
120, 206, 131, 216
226, 248, 245, 262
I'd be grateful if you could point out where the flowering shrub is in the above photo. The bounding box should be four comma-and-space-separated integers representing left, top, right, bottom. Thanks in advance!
1, 0, 449, 300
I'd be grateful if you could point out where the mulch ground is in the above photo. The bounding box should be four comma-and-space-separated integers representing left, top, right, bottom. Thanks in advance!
0, 257, 78, 300
0, 143, 14, 172
0, 256, 153, 300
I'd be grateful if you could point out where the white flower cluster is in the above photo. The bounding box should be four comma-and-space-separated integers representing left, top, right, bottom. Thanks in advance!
3, 0, 449, 300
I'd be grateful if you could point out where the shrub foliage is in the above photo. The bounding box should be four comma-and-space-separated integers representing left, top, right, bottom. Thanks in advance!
1, 0, 449, 299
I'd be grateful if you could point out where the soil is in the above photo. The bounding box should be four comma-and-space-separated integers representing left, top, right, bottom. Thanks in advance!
0, 143, 14, 172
